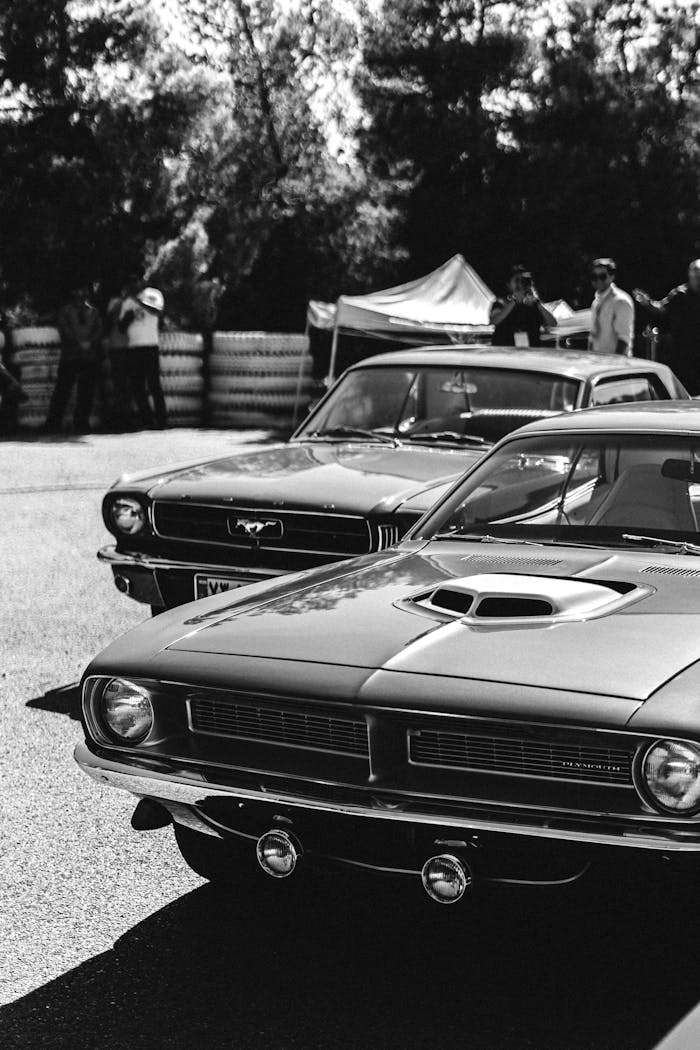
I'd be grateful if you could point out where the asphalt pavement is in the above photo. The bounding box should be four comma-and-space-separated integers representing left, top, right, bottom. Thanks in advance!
1, 428, 699, 1050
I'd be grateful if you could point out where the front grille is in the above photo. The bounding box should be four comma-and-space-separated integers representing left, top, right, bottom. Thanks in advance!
409, 729, 633, 785
153, 502, 371, 556
189, 693, 369, 758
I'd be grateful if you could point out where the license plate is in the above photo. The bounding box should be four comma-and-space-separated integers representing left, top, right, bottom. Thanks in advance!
195, 574, 248, 599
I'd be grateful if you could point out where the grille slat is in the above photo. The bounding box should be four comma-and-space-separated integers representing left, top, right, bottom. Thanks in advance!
153, 502, 371, 556
410, 729, 633, 785
189, 694, 369, 758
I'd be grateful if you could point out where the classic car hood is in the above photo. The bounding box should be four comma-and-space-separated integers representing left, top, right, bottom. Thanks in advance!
144, 441, 480, 516
166, 542, 700, 704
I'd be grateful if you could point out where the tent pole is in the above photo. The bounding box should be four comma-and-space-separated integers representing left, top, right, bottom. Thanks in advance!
292, 319, 310, 430
327, 318, 340, 384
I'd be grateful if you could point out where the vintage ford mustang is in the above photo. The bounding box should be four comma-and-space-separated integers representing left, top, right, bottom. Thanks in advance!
77, 401, 700, 902
99, 347, 685, 612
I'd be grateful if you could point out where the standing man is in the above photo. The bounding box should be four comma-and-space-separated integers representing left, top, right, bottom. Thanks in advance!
44, 288, 103, 433
588, 258, 635, 356
490, 266, 557, 348
106, 285, 132, 430
633, 260, 700, 392
121, 286, 167, 429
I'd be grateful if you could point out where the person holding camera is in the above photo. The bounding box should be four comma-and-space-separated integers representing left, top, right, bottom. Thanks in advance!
490, 266, 556, 348
633, 260, 700, 391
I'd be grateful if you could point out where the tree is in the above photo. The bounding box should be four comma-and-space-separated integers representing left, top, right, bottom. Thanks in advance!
511, 0, 700, 301
0, 1, 216, 314
150, 0, 402, 329
358, 0, 533, 288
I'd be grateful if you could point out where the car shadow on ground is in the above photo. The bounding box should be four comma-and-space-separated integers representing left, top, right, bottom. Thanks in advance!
1, 865, 698, 1050
26, 684, 81, 721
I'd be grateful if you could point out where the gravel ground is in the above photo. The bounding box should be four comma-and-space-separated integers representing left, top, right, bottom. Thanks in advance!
0, 429, 699, 1049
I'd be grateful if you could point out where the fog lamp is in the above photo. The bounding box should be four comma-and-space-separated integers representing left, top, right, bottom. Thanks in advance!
643, 739, 700, 813
100, 678, 154, 744
421, 854, 471, 904
110, 497, 145, 535
256, 829, 300, 878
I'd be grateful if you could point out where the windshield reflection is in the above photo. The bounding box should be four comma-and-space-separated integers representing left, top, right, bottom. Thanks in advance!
299, 366, 580, 445
417, 433, 700, 547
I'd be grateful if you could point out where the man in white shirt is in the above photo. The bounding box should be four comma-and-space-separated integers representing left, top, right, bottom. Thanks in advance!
588, 258, 635, 356
121, 286, 166, 428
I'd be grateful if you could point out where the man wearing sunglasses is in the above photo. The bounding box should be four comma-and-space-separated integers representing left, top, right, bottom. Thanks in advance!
588, 258, 635, 356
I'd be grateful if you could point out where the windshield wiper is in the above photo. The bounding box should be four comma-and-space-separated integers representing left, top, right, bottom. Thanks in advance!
307, 426, 397, 446
621, 533, 700, 556
406, 431, 487, 447
433, 530, 544, 545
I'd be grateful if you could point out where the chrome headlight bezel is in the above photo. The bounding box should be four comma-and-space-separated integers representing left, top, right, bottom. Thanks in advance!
109, 496, 146, 536
83, 677, 155, 747
639, 738, 700, 816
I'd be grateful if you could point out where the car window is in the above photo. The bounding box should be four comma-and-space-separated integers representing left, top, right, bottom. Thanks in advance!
590, 375, 668, 407
312, 369, 416, 431
418, 433, 700, 542
300, 366, 581, 443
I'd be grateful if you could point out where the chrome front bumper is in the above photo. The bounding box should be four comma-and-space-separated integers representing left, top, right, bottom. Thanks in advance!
74, 742, 700, 853
97, 545, 283, 606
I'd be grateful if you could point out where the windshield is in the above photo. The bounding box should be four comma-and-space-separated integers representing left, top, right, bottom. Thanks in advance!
299, 366, 581, 444
416, 432, 700, 547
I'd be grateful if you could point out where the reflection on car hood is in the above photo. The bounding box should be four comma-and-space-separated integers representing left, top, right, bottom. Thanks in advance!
143, 442, 481, 516
159, 541, 700, 706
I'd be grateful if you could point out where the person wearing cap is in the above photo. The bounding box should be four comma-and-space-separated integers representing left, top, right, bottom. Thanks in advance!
120, 286, 167, 429
490, 267, 557, 348
588, 258, 635, 356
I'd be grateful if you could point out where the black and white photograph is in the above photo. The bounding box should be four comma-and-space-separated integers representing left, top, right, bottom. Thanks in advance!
1, 2, 700, 1047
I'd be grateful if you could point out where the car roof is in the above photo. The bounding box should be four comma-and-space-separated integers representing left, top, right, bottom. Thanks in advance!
351, 345, 673, 382
512, 400, 700, 436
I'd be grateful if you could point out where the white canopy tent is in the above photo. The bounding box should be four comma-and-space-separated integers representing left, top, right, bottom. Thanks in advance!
313, 255, 496, 380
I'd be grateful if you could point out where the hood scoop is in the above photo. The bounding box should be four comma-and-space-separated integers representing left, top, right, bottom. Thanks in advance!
412, 573, 650, 627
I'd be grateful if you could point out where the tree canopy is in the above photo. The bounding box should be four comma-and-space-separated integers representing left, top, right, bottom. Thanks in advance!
0, 0, 698, 326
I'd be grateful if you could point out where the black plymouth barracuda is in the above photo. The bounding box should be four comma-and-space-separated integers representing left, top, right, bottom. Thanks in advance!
99, 347, 685, 612
78, 401, 700, 902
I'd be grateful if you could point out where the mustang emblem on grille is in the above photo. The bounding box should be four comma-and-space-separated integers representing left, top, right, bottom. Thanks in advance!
228, 516, 284, 541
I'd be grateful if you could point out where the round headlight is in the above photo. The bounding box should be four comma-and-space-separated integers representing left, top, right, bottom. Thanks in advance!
110, 497, 145, 535
100, 679, 154, 743
643, 739, 700, 813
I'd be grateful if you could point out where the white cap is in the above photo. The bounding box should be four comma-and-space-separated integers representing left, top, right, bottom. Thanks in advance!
137, 287, 164, 312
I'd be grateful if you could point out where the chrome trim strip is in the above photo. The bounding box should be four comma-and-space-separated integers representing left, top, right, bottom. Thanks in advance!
97, 546, 283, 579
151, 501, 373, 558
74, 743, 700, 851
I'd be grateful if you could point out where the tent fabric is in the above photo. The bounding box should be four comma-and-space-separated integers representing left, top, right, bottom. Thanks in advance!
307, 300, 337, 330
550, 308, 593, 342
333, 254, 495, 336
